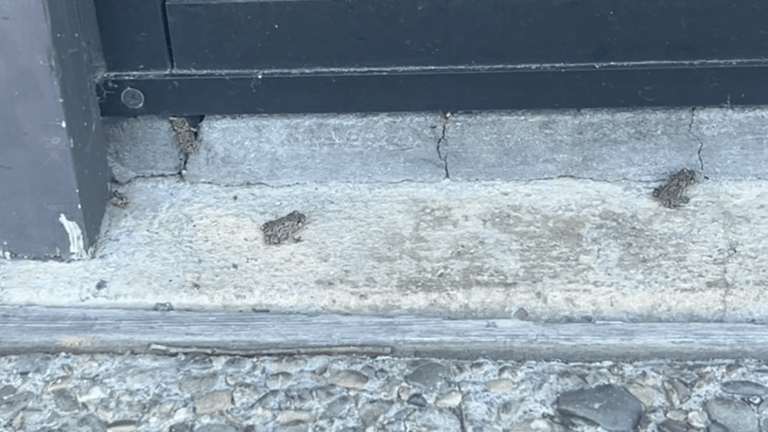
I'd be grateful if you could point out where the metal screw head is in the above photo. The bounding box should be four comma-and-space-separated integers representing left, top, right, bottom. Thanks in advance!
120, 87, 145, 109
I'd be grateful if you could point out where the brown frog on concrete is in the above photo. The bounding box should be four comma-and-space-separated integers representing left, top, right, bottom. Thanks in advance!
653, 168, 696, 209
261, 211, 306, 245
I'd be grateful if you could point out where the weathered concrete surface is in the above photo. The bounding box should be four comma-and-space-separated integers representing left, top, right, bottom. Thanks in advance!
1, 177, 767, 322
184, 113, 445, 185
446, 109, 701, 181
104, 107, 768, 187
696, 107, 768, 179
104, 116, 181, 183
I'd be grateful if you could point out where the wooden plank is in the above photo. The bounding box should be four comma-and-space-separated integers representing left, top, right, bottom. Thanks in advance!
0, 306, 764, 361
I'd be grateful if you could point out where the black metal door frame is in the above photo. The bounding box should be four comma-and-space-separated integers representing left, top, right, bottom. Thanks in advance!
95, 0, 768, 116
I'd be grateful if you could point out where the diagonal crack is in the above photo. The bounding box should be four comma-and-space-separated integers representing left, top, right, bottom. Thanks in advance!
436, 112, 451, 179
687, 107, 705, 171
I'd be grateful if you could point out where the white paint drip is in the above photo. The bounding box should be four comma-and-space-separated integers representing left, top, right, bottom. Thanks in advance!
58, 214, 88, 260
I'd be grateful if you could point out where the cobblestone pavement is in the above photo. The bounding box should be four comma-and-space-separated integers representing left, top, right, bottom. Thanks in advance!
2, 353, 768, 432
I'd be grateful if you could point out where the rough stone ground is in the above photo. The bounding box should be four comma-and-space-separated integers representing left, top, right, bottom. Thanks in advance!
3, 352, 768, 432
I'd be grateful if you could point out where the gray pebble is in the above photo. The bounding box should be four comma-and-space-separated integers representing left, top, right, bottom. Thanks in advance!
284, 388, 313, 410
194, 424, 237, 432
389, 407, 416, 423
222, 357, 250, 370
557, 372, 588, 393
498, 401, 519, 423
179, 354, 213, 370
405, 362, 447, 388
276, 410, 312, 424
484, 378, 515, 394
274, 423, 308, 432
328, 370, 368, 389
556, 384, 644, 432
322, 395, 353, 418
359, 400, 392, 426
665, 378, 692, 407
706, 398, 758, 432
407, 393, 428, 407
267, 372, 294, 390
78, 414, 107, 432
435, 391, 462, 408
659, 419, 688, 432
406, 408, 462, 432
709, 422, 730, 432
181, 375, 218, 395
169, 424, 191, 432
16, 354, 51, 375
106, 419, 137, 432
0, 391, 34, 417
311, 386, 337, 405
0, 384, 16, 400
54, 390, 80, 412
722, 381, 768, 397
194, 391, 232, 416
256, 390, 282, 409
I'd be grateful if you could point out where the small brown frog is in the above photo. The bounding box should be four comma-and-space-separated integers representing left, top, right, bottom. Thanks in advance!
261, 211, 306, 245
653, 168, 696, 209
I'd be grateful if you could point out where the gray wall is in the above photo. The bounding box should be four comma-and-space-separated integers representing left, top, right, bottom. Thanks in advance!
0, 0, 108, 259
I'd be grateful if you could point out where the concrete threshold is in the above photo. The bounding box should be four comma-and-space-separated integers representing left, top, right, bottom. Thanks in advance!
1, 177, 767, 323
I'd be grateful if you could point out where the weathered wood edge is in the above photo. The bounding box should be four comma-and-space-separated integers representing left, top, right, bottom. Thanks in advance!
0, 306, 763, 361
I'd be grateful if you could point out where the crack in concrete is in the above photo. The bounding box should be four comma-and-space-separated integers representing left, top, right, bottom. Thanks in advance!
436, 112, 451, 179
111, 172, 183, 187
688, 107, 706, 172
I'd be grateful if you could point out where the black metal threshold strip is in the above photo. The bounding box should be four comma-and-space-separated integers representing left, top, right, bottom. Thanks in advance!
98, 62, 768, 116
1, 306, 765, 361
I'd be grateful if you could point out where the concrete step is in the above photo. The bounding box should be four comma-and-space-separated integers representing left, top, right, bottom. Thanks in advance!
3, 107, 768, 322
1, 175, 767, 322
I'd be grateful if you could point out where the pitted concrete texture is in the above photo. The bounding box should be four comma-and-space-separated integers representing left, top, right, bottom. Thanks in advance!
184, 113, 445, 185
2, 177, 768, 322
104, 116, 182, 183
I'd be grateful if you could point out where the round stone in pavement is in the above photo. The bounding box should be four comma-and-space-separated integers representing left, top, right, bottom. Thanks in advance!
556, 384, 644, 432
705, 398, 758, 432
405, 362, 447, 389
